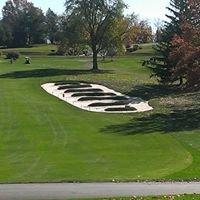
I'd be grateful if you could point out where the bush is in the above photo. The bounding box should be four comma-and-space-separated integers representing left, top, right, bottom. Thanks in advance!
6, 51, 20, 60
126, 44, 141, 53
48, 49, 57, 56
56, 44, 67, 56
132, 44, 140, 51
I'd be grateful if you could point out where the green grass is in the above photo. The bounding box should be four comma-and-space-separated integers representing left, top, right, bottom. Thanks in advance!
0, 45, 199, 183
0, 44, 57, 56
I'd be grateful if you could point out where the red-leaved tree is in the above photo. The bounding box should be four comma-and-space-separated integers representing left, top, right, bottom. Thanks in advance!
169, 0, 200, 90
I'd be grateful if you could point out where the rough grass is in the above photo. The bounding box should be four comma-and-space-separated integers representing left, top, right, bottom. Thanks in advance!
0, 44, 199, 183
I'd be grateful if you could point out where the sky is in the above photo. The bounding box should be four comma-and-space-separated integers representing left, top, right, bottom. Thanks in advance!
0, 0, 170, 25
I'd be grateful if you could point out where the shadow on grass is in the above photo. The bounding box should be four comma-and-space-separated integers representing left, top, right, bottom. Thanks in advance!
127, 84, 178, 101
131, 52, 155, 57
0, 68, 112, 79
101, 108, 200, 135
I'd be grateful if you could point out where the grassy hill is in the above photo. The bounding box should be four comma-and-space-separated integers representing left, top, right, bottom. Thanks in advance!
0, 44, 199, 183
0, 44, 57, 56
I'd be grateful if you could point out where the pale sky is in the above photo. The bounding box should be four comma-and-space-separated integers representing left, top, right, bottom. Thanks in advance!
0, 0, 170, 24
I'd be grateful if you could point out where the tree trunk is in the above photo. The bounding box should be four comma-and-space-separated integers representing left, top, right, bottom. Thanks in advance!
92, 45, 98, 71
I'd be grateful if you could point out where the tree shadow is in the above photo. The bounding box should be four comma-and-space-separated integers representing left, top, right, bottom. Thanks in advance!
127, 84, 178, 101
0, 68, 112, 79
101, 108, 200, 135
131, 52, 156, 57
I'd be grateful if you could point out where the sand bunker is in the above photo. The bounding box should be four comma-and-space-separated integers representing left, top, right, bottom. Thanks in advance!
41, 81, 153, 113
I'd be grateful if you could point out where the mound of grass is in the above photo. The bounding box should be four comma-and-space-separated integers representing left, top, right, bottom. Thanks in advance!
89, 101, 128, 107
58, 84, 92, 90
72, 92, 117, 97
54, 80, 90, 86
65, 88, 103, 93
54, 81, 82, 86
105, 106, 137, 112
78, 96, 128, 101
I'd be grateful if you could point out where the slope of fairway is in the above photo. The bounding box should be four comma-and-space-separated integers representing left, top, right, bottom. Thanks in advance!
0, 51, 199, 183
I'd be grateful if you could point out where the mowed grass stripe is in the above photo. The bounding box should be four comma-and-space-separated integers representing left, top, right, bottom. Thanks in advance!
0, 46, 198, 182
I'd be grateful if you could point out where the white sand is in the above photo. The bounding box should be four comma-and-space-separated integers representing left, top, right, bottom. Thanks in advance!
41, 82, 153, 113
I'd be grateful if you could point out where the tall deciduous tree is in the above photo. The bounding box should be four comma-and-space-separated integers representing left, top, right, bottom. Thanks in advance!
1, 0, 46, 47
123, 14, 153, 47
46, 8, 59, 44
136, 20, 153, 44
100, 15, 130, 59
58, 14, 86, 55
65, 0, 126, 70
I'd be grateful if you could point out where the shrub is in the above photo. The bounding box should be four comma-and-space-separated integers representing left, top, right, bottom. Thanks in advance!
56, 44, 67, 55
126, 44, 141, 53
132, 44, 140, 51
6, 51, 20, 60
48, 49, 57, 56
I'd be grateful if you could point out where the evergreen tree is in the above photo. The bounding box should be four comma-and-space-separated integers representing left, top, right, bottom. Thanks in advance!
148, 0, 188, 85
169, 0, 200, 90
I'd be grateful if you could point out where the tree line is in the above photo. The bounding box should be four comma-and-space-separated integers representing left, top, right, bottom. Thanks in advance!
0, 0, 153, 69
1, 0, 198, 90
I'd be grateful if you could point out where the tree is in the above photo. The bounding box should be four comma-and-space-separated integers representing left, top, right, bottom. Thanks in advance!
0, 21, 14, 47
154, 19, 164, 43
46, 8, 59, 44
136, 20, 153, 44
123, 14, 153, 47
147, 0, 189, 84
26, 3, 46, 44
1, 0, 46, 47
100, 15, 129, 60
54, 14, 86, 56
147, 0, 200, 90
169, 0, 200, 90
122, 13, 139, 47
65, 0, 126, 70
155, 28, 163, 43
